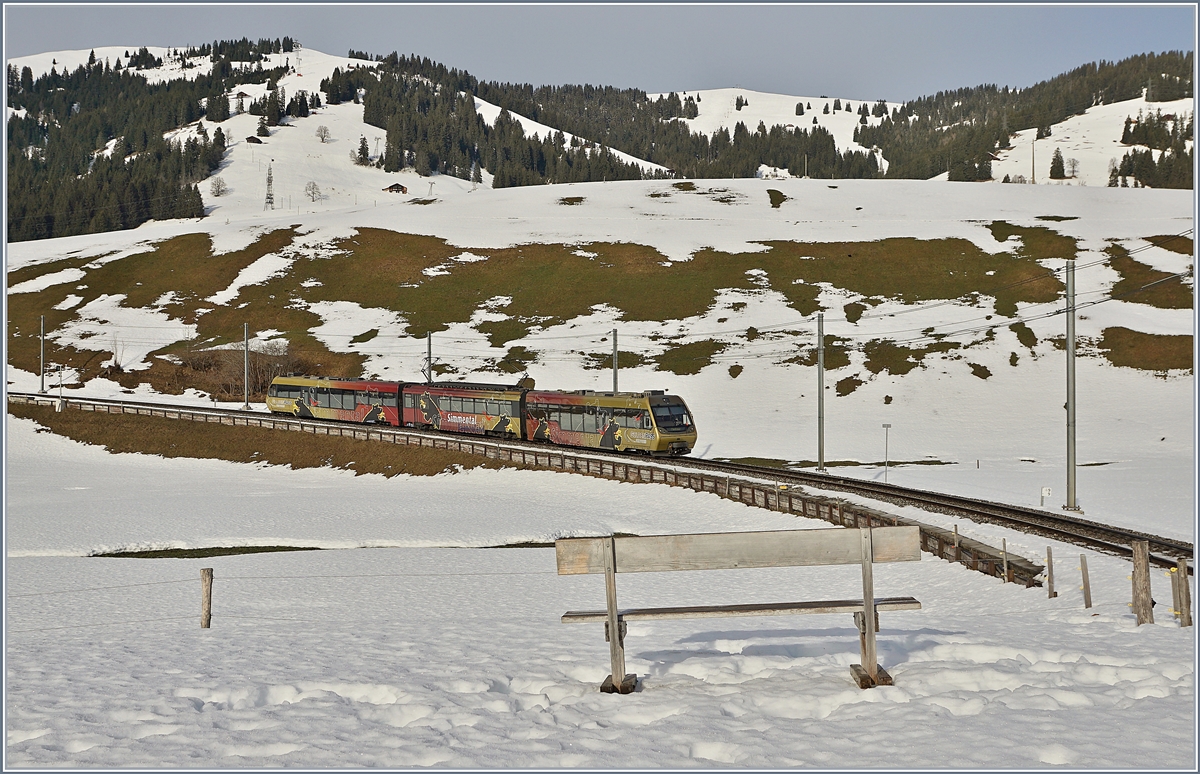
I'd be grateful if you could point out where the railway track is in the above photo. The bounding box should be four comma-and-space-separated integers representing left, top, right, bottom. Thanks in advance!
9, 391, 1192, 575
678, 458, 1194, 570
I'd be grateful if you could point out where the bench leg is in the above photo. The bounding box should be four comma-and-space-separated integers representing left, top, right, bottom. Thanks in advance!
601, 536, 636, 694
850, 663, 893, 689
852, 528, 886, 689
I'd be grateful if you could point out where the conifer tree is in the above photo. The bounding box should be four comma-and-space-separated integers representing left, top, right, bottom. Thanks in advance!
357, 135, 370, 165
257, 114, 269, 136
1050, 147, 1066, 179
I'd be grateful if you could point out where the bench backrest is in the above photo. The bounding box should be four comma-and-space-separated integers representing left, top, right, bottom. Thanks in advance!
556, 526, 920, 575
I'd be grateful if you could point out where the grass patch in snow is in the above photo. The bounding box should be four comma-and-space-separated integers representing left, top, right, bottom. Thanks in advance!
767, 189, 788, 208
559, 196, 585, 205
755, 234, 1063, 316
862, 339, 961, 376
784, 336, 852, 370
653, 339, 726, 375
1098, 327, 1193, 373
1035, 215, 1078, 222
6, 229, 318, 391
315, 230, 814, 345
8, 402, 507, 477
672, 181, 697, 191
1145, 234, 1193, 255
484, 346, 537, 374
1105, 243, 1193, 309
350, 329, 379, 344
836, 375, 863, 396
1010, 321, 1038, 350
583, 350, 649, 371
95, 546, 322, 559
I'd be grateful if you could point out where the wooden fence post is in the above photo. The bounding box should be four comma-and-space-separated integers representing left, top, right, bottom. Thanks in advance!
1080, 554, 1092, 609
1046, 547, 1057, 598
1131, 540, 1154, 625
1001, 538, 1008, 583
201, 568, 213, 628
953, 524, 960, 563
1174, 558, 1192, 627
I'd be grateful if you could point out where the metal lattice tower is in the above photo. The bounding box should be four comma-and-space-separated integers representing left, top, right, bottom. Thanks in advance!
264, 164, 275, 210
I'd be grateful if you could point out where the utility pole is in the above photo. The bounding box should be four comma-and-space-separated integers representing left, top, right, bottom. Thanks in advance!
817, 312, 825, 472
882, 423, 892, 483
242, 322, 251, 410
1031, 132, 1036, 184
1064, 259, 1080, 511
264, 163, 274, 210
423, 331, 432, 383
612, 328, 618, 393
39, 315, 45, 393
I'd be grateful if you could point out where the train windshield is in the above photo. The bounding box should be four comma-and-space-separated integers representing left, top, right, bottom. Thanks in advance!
652, 404, 692, 432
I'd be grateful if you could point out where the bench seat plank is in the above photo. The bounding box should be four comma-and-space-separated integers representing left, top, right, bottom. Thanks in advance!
556, 527, 921, 575
561, 596, 921, 623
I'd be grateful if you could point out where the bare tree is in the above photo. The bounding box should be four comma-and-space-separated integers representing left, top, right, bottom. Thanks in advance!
209, 176, 228, 197
304, 181, 321, 202
1067, 158, 1080, 178
315, 125, 331, 143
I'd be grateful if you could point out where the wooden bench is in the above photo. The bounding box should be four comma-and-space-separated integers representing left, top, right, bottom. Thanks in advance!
556, 526, 922, 693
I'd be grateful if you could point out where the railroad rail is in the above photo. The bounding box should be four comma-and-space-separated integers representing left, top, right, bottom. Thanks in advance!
9, 392, 1192, 578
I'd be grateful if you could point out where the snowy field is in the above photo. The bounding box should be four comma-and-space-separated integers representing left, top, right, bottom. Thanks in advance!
4, 414, 1195, 768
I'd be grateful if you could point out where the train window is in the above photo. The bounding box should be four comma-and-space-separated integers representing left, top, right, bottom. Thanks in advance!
268, 384, 278, 397
485, 401, 499, 415
511, 401, 521, 417
437, 396, 449, 411
449, 397, 462, 413
583, 410, 599, 434
652, 405, 692, 431
316, 388, 330, 408
567, 407, 583, 432
403, 393, 415, 409
383, 393, 397, 407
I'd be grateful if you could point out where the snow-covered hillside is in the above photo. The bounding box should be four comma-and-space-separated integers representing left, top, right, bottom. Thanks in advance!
989, 95, 1193, 188
657, 86, 897, 172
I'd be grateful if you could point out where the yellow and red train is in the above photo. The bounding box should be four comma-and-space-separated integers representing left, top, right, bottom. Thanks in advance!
266, 376, 697, 455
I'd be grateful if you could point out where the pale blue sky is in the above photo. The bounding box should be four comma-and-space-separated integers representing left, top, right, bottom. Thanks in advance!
3, 4, 1195, 101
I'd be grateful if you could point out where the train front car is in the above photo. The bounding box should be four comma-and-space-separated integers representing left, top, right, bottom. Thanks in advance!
524, 389, 696, 455
266, 376, 401, 425
401, 382, 524, 438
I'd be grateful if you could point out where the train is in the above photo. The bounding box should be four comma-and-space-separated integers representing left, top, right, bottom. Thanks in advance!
265, 375, 697, 455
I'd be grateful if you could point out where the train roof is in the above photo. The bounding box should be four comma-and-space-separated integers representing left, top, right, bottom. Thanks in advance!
416, 380, 523, 392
